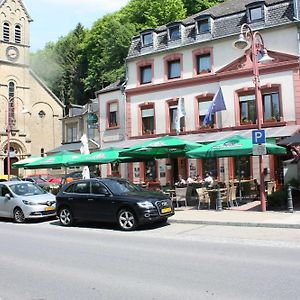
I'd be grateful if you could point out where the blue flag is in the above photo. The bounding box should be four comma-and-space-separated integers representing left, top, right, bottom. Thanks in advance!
203, 88, 226, 125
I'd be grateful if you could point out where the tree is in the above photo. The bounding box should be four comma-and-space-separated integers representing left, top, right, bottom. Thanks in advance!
182, 0, 224, 16
120, 0, 186, 30
83, 14, 136, 92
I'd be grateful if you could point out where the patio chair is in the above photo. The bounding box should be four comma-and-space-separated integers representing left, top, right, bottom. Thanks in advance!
229, 185, 239, 207
175, 187, 188, 208
196, 187, 211, 209
266, 181, 276, 195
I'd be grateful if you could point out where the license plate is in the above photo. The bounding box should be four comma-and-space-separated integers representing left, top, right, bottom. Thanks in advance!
161, 207, 171, 214
45, 206, 54, 211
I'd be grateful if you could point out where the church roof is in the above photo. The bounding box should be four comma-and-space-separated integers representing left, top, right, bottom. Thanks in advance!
0, 0, 33, 21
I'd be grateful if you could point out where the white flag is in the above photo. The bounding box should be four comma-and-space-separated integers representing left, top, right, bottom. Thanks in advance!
80, 134, 90, 179
175, 98, 186, 134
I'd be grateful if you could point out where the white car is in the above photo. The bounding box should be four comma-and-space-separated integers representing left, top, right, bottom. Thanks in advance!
0, 181, 56, 223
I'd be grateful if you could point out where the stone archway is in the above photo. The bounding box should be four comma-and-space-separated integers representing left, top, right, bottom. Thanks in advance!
0, 139, 28, 176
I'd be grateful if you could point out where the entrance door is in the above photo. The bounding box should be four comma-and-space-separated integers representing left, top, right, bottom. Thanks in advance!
4, 157, 18, 176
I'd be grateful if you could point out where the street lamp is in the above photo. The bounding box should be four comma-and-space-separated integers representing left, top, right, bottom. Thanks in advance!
233, 23, 273, 212
0, 95, 29, 180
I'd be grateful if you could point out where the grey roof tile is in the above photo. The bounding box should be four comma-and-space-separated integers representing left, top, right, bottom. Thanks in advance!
127, 0, 294, 59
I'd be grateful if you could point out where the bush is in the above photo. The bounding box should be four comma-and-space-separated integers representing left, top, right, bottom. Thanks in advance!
267, 186, 287, 210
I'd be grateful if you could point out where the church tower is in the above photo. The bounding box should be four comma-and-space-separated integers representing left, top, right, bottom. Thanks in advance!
0, 0, 64, 176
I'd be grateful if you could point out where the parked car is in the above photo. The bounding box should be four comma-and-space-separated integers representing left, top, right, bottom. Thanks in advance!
56, 177, 174, 230
61, 171, 96, 185
26, 174, 62, 184
22, 176, 61, 194
0, 181, 56, 223
0, 175, 22, 182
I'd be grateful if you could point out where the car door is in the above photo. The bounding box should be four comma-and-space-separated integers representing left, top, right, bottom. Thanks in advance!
68, 181, 93, 220
89, 181, 116, 221
0, 184, 14, 217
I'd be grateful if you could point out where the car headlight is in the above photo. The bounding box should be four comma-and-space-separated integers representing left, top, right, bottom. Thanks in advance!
137, 201, 155, 209
22, 200, 38, 206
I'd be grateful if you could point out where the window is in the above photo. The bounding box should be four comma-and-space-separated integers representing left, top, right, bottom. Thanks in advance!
91, 182, 108, 195
145, 160, 156, 181
8, 81, 15, 125
202, 158, 217, 179
67, 124, 77, 142
197, 54, 211, 73
249, 6, 263, 22
141, 106, 155, 135
239, 94, 256, 124
263, 92, 280, 122
169, 26, 180, 41
140, 65, 152, 84
15, 25, 21, 43
234, 156, 251, 179
168, 60, 181, 79
142, 32, 153, 46
73, 182, 90, 194
169, 104, 185, 133
108, 102, 118, 127
199, 100, 214, 128
197, 19, 209, 34
3, 22, 9, 41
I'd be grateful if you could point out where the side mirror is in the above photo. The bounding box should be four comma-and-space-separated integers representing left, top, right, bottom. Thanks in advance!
5, 193, 11, 200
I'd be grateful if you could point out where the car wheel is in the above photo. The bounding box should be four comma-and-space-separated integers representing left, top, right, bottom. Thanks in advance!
59, 207, 74, 226
117, 209, 137, 231
13, 208, 25, 223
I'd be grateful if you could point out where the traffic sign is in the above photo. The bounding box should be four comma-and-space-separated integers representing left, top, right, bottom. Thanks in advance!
253, 144, 267, 155
252, 129, 266, 144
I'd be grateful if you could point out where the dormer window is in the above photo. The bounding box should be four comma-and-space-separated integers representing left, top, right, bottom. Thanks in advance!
169, 26, 180, 41
198, 19, 209, 34
142, 32, 153, 47
249, 6, 263, 21
246, 2, 265, 23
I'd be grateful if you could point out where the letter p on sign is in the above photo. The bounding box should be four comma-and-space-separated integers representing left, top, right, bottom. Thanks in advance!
252, 129, 266, 144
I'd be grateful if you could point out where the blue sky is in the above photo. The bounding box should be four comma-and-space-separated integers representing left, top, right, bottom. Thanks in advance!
23, 0, 129, 52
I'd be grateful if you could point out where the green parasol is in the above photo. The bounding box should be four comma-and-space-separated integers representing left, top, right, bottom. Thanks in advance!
24, 151, 82, 169
12, 156, 41, 169
120, 135, 201, 159
186, 135, 287, 158
65, 147, 134, 166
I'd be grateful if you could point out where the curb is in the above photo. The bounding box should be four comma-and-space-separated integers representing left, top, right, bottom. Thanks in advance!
168, 218, 300, 229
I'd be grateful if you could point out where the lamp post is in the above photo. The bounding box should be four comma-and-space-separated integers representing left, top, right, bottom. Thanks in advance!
233, 23, 273, 212
0, 95, 29, 180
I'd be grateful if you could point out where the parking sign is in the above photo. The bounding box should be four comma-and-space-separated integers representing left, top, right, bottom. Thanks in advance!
252, 129, 266, 144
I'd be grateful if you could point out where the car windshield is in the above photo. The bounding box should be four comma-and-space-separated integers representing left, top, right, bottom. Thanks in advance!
105, 179, 142, 194
10, 182, 47, 196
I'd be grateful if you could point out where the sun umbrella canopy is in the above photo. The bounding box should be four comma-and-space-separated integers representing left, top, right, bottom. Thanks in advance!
186, 135, 286, 158
66, 147, 125, 166
120, 136, 201, 159
24, 151, 82, 169
12, 156, 41, 169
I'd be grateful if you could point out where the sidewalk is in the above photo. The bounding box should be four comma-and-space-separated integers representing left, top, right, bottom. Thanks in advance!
169, 205, 300, 229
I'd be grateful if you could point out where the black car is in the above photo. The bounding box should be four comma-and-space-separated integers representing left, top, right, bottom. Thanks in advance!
56, 177, 174, 230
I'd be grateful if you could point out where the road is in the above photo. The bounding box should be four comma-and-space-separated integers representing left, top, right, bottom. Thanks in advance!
0, 219, 300, 300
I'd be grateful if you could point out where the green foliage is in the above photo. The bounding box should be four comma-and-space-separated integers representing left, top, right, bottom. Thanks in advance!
120, 0, 186, 30
30, 0, 225, 105
267, 180, 300, 210
83, 14, 135, 91
182, 0, 224, 15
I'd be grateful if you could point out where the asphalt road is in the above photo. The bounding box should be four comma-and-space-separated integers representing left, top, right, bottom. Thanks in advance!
0, 219, 300, 300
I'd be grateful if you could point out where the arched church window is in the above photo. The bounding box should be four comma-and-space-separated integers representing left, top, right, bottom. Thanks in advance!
3, 22, 9, 42
15, 25, 21, 43
8, 81, 15, 125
